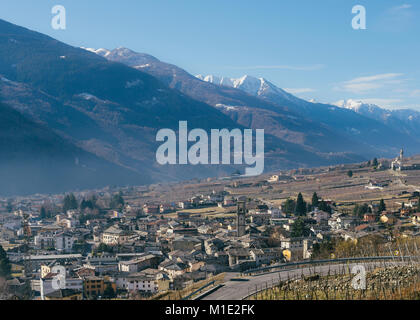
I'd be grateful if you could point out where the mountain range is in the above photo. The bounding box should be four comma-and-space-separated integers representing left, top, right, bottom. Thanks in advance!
334, 99, 420, 138
0, 18, 419, 195
89, 47, 420, 157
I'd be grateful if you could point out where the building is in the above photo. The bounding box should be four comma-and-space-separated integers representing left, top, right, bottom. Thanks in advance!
171, 236, 202, 251
280, 237, 305, 250
28, 254, 83, 270
34, 233, 55, 250
44, 289, 83, 300
224, 196, 236, 207
250, 248, 282, 266
83, 276, 105, 298
363, 213, 376, 223
227, 248, 251, 267
178, 201, 191, 209
159, 262, 189, 279
40, 273, 83, 300
160, 204, 174, 214
269, 207, 284, 219
391, 149, 420, 171
237, 201, 246, 237
116, 271, 170, 293
267, 175, 280, 183
412, 213, 420, 225
84, 254, 119, 274
118, 254, 160, 273
101, 225, 132, 245
143, 204, 159, 215
54, 232, 75, 253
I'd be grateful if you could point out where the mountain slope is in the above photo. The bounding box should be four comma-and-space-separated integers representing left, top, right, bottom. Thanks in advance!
0, 19, 256, 186
0, 102, 148, 196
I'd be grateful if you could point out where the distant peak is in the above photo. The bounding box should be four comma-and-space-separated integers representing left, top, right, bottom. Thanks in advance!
82, 47, 111, 57
195, 73, 303, 103
334, 99, 380, 110
82, 46, 160, 66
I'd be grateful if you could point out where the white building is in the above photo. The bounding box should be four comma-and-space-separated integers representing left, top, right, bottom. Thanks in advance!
39, 270, 83, 300
54, 232, 75, 253
115, 272, 169, 293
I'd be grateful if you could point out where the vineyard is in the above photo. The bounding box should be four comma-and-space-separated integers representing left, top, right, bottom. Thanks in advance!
248, 264, 420, 300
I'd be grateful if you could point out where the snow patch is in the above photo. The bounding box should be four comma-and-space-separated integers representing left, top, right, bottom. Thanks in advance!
81, 47, 111, 58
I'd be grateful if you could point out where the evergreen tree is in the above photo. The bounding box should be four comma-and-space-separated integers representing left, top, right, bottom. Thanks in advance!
311, 192, 319, 208
63, 193, 78, 212
378, 199, 386, 213
81, 199, 94, 210
0, 245, 11, 278
347, 170, 353, 178
110, 192, 125, 210
353, 203, 370, 218
295, 193, 307, 216
6, 201, 13, 213
319, 201, 332, 214
372, 158, 379, 167
40, 206, 47, 219
282, 198, 296, 214
291, 218, 310, 237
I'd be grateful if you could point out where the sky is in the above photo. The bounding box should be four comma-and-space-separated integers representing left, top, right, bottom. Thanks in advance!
0, 0, 419, 110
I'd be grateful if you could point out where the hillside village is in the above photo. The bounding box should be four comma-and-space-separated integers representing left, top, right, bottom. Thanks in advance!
2, 151, 420, 300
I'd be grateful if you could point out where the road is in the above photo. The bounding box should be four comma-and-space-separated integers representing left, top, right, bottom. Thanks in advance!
202, 260, 409, 300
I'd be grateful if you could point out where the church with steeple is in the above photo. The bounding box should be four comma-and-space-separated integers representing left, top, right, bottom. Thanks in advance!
391, 149, 404, 171
391, 148, 420, 171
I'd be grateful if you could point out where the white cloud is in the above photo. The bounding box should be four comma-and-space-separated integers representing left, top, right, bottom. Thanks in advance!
347, 73, 403, 84
342, 82, 382, 93
379, 3, 415, 31
336, 73, 405, 94
393, 4, 412, 10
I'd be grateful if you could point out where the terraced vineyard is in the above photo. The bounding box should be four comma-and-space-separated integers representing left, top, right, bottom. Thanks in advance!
248, 265, 420, 300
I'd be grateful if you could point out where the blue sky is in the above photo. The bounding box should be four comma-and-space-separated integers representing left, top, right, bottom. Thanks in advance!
1, 0, 419, 110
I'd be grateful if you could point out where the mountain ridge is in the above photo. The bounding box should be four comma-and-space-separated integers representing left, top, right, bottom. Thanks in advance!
89, 46, 420, 159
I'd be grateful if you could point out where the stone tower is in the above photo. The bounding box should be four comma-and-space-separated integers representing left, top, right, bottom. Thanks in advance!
237, 201, 246, 237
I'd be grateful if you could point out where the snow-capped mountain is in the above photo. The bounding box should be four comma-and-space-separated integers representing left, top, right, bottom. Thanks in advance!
82, 46, 420, 160
196, 74, 303, 105
196, 74, 262, 95
82, 47, 112, 58
334, 99, 420, 138
334, 99, 420, 122
84, 47, 160, 68
333, 99, 392, 121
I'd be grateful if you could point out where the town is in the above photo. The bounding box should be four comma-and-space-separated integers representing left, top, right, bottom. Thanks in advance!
1, 150, 420, 300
